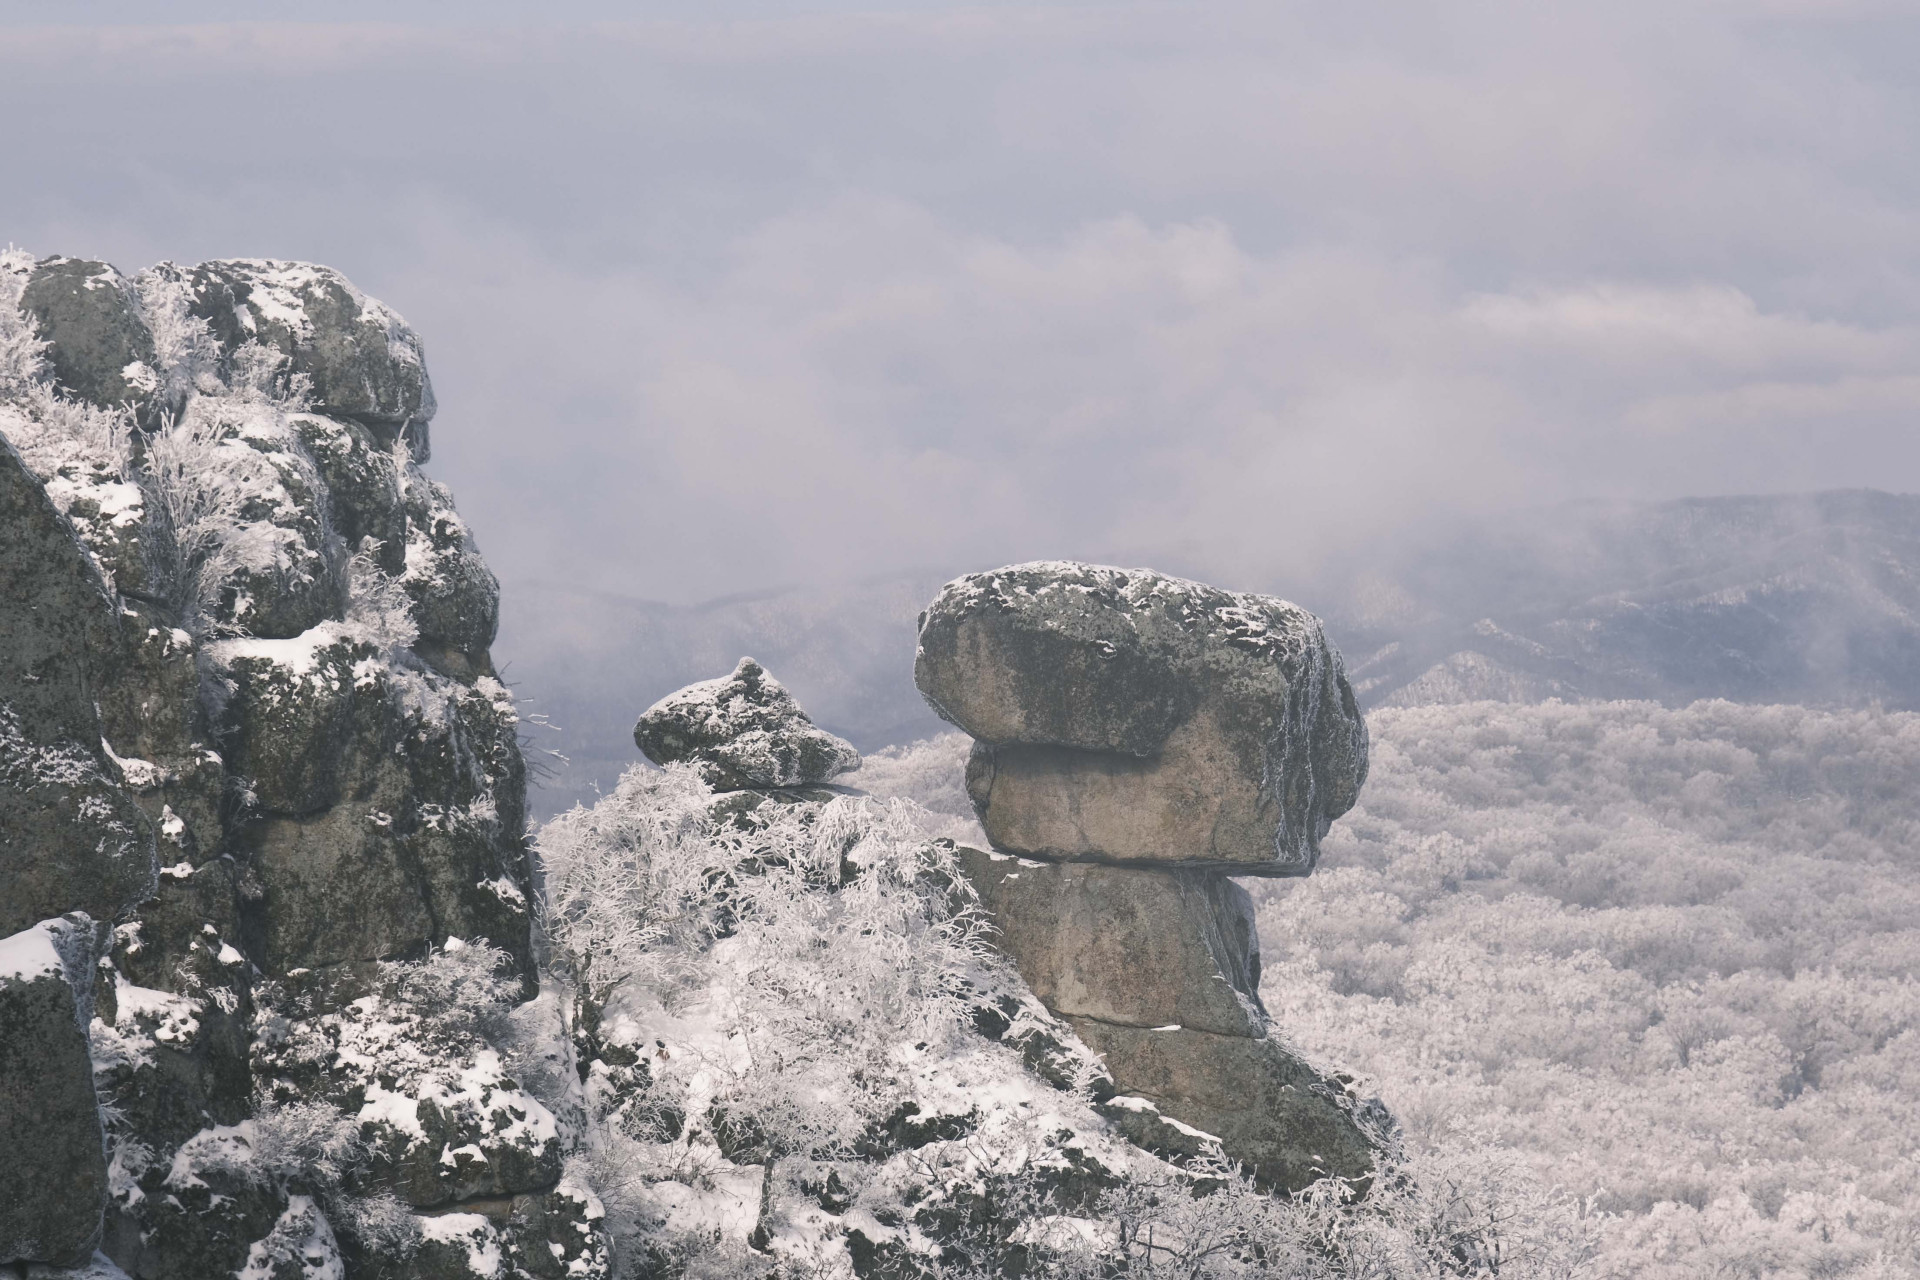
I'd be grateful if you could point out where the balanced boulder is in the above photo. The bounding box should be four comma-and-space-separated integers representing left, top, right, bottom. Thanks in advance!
636, 657, 860, 791
918, 562, 1386, 1190
917, 561, 1368, 873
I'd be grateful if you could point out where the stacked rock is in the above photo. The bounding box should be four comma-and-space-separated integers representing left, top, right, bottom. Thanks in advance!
634, 656, 862, 800
914, 561, 1385, 1191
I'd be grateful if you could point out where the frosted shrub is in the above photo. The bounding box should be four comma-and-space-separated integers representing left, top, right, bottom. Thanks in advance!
131, 262, 225, 408
0, 247, 44, 393
384, 936, 518, 1040
535, 764, 730, 1050
850, 733, 985, 845
699, 796, 992, 1157
344, 546, 420, 652
141, 399, 301, 627
1258, 700, 1920, 1279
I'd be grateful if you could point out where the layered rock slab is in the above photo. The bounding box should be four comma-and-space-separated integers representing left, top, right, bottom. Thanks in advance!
916, 561, 1368, 873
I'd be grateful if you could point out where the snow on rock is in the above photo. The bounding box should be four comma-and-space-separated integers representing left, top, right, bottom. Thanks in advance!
634, 656, 862, 791
235, 1195, 345, 1280
0, 437, 155, 937
1, 915, 111, 1269
185, 259, 435, 444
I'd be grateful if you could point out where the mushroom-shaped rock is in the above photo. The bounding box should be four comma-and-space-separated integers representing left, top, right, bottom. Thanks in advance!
915, 561, 1368, 874
0, 915, 111, 1268
634, 657, 861, 791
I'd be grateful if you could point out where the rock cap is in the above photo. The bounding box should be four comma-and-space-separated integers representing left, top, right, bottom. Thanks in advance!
915, 561, 1367, 872
635, 657, 861, 791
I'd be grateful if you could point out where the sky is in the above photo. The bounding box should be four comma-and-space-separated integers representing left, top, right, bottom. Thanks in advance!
3, 0, 1919, 608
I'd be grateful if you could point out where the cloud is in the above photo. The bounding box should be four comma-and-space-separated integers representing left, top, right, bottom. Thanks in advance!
2, 2, 1918, 607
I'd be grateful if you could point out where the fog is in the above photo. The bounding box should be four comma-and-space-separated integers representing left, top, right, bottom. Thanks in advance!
4, 2, 1917, 614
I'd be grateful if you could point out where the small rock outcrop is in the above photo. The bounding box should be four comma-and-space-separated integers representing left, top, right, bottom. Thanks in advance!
917, 561, 1385, 1190
0, 251, 607, 1279
0, 915, 111, 1269
635, 656, 861, 791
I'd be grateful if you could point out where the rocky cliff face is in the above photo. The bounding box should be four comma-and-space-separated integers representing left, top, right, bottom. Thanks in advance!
0, 252, 605, 1279
916, 562, 1388, 1190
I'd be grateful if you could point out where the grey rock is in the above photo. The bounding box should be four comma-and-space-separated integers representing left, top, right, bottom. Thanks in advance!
187, 260, 435, 444
222, 644, 533, 974
93, 861, 254, 1152
1066, 1018, 1381, 1193
635, 657, 861, 791
0, 916, 111, 1268
916, 561, 1367, 873
956, 845, 1264, 1038
93, 602, 227, 863
100, 1163, 285, 1280
202, 425, 349, 640
399, 469, 499, 678
20, 1250, 135, 1279
211, 631, 364, 817
0, 438, 156, 936
19, 258, 159, 418
292, 413, 407, 576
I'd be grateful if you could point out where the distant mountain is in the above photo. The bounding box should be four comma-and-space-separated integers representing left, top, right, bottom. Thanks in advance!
501, 491, 1920, 818
1336, 490, 1920, 711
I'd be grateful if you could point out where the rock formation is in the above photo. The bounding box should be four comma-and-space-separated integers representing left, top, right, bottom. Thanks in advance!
635, 655, 861, 793
0, 252, 607, 1279
916, 561, 1386, 1190
0, 915, 112, 1269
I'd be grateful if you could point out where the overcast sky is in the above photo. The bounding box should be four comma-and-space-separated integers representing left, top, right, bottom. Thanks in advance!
4, 0, 1919, 606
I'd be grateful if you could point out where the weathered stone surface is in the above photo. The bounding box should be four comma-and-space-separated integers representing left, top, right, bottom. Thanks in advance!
197, 416, 349, 640
956, 845, 1265, 1038
223, 642, 532, 974
1066, 1018, 1382, 1193
19, 258, 158, 418
102, 1134, 287, 1280
916, 562, 1368, 873
18, 1250, 136, 1279
92, 861, 254, 1153
187, 260, 435, 442
0, 438, 156, 936
0, 916, 110, 1268
400, 469, 499, 678
292, 413, 407, 574
636, 657, 861, 791
211, 630, 364, 817
93, 602, 227, 863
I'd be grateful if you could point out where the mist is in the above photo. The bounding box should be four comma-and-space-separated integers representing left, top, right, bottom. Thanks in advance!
4, 1, 1918, 617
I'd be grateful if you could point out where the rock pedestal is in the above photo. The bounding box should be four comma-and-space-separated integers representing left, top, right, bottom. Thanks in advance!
917, 562, 1384, 1190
